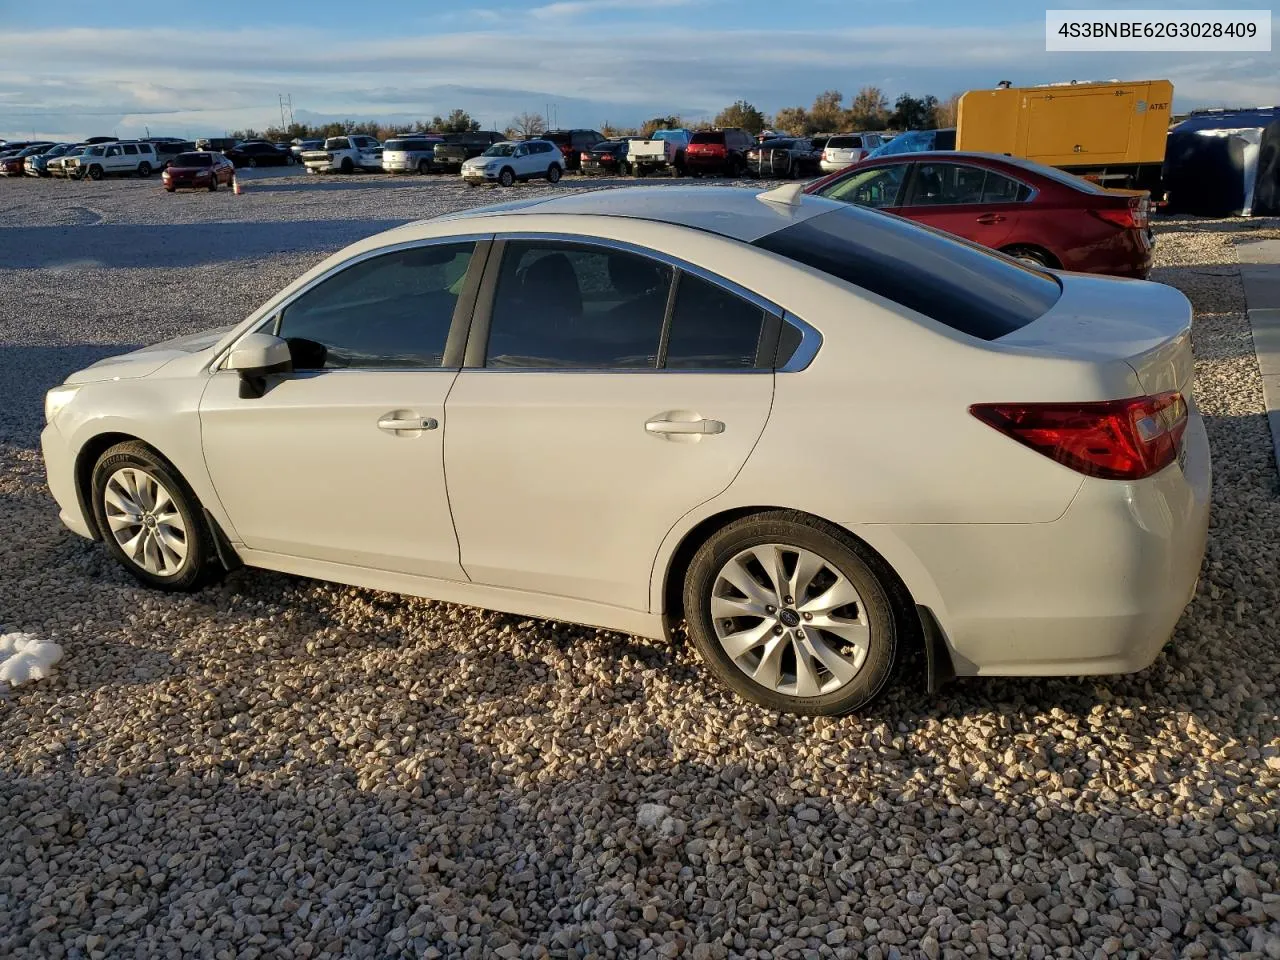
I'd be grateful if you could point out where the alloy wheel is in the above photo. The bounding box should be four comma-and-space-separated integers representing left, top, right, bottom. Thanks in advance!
710, 543, 869, 698
102, 467, 189, 576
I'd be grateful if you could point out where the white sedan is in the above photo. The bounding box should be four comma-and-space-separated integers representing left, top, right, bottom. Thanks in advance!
40, 185, 1210, 715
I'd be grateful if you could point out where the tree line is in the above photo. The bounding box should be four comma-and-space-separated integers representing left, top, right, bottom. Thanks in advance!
230, 88, 961, 143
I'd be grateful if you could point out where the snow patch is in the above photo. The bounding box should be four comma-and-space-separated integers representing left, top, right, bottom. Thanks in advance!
0, 632, 63, 686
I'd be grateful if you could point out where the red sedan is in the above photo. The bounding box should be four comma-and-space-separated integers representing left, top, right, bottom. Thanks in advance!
804, 152, 1153, 279
161, 152, 236, 192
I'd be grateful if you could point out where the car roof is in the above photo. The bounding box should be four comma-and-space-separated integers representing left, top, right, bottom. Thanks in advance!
436, 185, 844, 243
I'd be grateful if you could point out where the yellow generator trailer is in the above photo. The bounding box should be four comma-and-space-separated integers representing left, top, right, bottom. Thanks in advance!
957, 79, 1173, 190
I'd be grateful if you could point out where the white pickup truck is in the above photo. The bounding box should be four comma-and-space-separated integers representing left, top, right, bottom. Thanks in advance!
301, 135, 382, 174
623, 128, 691, 177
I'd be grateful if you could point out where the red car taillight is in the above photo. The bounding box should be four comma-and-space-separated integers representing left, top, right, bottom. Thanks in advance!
1092, 197, 1150, 230
970, 392, 1188, 480
580, 152, 590, 162
600, 153, 613, 161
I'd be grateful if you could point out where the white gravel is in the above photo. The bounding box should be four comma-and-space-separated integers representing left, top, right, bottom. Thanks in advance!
2, 173, 1279, 960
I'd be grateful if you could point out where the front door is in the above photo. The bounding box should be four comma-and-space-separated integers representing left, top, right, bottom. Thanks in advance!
199, 239, 485, 580
444, 238, 777, 611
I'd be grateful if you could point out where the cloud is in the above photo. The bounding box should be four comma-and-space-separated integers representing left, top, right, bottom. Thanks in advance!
0, 23, 1275, 140
529, 0, 699, 19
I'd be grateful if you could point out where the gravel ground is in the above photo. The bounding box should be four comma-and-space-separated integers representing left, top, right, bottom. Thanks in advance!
1, 173, 1279, 960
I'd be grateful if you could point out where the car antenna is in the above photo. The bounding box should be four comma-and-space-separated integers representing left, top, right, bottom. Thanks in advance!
757, 182, 806, 207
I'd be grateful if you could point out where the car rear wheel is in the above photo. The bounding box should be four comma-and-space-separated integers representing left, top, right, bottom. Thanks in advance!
546, 164, 562, 184
246, 157, 257, 169
208, 175, 218, 192
418, 159, 431, 175
87, 165, 103, 181
340, 158, 354, 174
91, 442, 217, 592
683, 511, 905, 715
499, 167, 515, 187
137, 162, 152, 178
1002, 246, 1054, 268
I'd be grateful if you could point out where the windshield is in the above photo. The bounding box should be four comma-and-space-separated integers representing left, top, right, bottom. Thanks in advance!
482, 143, 517, 157
173, 153, 212, 167
323, 138, 350, 150
753, 206, 1060, 341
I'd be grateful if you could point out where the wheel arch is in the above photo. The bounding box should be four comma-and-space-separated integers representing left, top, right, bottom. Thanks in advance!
999, 243, 1061, 269
654, 504, 956, 690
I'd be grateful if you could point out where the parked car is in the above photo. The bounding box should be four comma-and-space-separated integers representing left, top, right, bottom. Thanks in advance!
433, 132, 505, 172
1, 143, 55, 176
195, 138, 240, 153
684, 128, 755, 177
0, 140, 47, 159
541, 129, 604, 171
25, 143, 80, 177
64, 141, 160, 179
461, 139, 564, 186
39, 184, 1209, 716
651, 128, 693, 173
225, 140, 295, 168
48, 145, 88, 178
820, 133, 886, 173
162, 152, 236, 192
291, 139, 323, 157
580, 139, 631, 176
866, 128, 956, 158
624, 135, 679, 176
382, 134, 445, 174
301, 135, 382, 174
83, 136, 119, 145
148, 140, 197, 171
805, 151, 1154, 278
745, 138, 821, 178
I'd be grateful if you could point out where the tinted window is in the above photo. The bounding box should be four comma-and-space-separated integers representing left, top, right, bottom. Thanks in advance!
827, 135, 863, 149
982, 172, 1032, 203
691, 131, 725, 145
536, 142, 554, 154
544, 132, 571, 145
819, 165, 907, 208
173, 153, 211, 167
324, 138, 350, 150
122, 144, 138, 155
277, 243, 475, 369
906, 163, 988, 206
486, 242, 672, 369
753, 207, 1060, 341
665, 274, 766, 370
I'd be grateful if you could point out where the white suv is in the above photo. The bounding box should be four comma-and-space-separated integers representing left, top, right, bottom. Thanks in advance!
65, 141, 159, 180
461, 140, 563, 187
301, 135, 382, 174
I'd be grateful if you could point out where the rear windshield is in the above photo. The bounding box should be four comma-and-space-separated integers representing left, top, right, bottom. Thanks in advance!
690, 131, 725, 145
323, 138, 350, 150
173, 153, 211, 167
384, 139, 436, 151
593, 141, 625, 152
753, 207, 1061, 341
827, 135, 863, 148
543, 132, 570, 144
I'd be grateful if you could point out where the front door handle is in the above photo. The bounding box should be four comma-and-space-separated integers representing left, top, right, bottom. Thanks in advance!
645, 418, 725, 435
378, 415, 438, 432
975, 213, 1006, 224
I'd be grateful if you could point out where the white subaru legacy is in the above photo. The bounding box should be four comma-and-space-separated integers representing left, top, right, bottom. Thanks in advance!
41, 185, 1210, 715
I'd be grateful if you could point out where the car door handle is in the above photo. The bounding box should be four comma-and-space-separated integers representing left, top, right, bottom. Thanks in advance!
645, 418, 725, 435
378, 415, 438, 431
975, 213, 1006, 224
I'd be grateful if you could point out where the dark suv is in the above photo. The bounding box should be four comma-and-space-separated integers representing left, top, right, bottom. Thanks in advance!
433, 131, 505, 171
541, 129, 604, 171
683, 127, 755, 176
148, 140, 197, 171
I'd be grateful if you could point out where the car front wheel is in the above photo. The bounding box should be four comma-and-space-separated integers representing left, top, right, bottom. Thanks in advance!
683, 511, 904, 715
90, 442, 216, 591
498, 167, 515, 187
546, 163, 562, 184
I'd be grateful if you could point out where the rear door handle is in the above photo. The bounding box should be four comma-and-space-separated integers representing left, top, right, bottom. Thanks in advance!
378, 415, 438, 432
975, 213, 1006, 224
645, 418, 725, 435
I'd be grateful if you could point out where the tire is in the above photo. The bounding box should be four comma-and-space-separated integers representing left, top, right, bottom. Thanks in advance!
87, 165, 103, 181
498, 167, 515, 187
683, 511, 905, 716
546, 163, 562, 184
418, 159, 431, 175
340, 158, 354, 175
285, 154, 295, 165
164, 186, 175, 193
208, 175, 218, 192
1003, 246, 1052, 268
620, 161, 631, 177
90, 442, 218, 592
247, 157, 258, 169
137, 162, 152, 178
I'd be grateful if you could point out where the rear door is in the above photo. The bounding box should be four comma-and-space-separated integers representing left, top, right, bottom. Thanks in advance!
898, 161, 1023, 248
443, 237, 777, 611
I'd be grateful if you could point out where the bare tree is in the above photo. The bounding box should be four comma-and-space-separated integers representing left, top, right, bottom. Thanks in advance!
933, 92, 963, 128
511, 111, 546, 138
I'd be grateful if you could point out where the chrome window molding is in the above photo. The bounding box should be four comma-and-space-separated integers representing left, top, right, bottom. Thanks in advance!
778, 312, 822, 372
209, 233, 493, 372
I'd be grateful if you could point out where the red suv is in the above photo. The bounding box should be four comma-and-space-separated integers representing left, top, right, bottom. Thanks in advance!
684, 128, 754, 177
804, 151, 1153, 279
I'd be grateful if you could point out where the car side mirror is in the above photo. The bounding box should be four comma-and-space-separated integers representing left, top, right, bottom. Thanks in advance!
227, 332, 292, 399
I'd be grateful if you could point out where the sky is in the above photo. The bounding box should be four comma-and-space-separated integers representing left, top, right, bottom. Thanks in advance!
0, 0, 1276, 141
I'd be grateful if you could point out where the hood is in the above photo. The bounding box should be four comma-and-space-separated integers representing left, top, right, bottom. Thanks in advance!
166, 165, 212, 173
64, 326, 232, 385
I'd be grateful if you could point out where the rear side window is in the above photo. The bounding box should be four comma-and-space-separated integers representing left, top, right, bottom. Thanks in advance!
122, 144, 137, 155
753, 207, 1060, 341
665, 274, 766, 370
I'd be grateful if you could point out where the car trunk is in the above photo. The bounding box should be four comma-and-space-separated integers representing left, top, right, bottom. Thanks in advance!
996, 273, 1193, 398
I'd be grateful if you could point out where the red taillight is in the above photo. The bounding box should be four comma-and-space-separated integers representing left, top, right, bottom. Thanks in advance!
600, 153, 613, 161
580, 152, 590, 162
1092, 197, 1150, 230
970, 392, 1188, 480
559, 144, 572, 155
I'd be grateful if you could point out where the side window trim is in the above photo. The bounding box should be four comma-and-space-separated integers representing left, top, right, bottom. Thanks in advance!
462, 232, 786, 373
213, 234, 494, 372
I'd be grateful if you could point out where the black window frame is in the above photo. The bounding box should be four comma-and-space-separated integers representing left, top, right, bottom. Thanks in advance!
461, 235, 799, 373
900, 161, 1036, 208
818, 162, 911, 208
